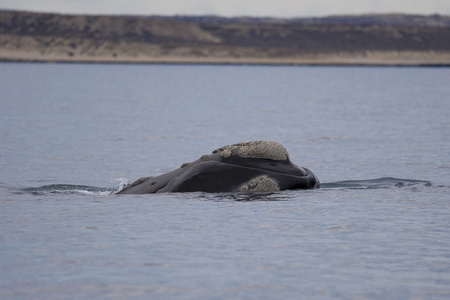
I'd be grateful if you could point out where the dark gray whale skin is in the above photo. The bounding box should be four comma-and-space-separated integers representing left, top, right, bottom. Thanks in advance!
116, 141, 319, 194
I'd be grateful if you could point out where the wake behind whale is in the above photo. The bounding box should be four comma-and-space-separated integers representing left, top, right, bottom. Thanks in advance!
20, 184, 116, 196
320, 177, 433, 190
14, 177, 434, 197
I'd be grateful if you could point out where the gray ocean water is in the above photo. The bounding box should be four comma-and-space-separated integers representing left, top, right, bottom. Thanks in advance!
0, 63, 449, 299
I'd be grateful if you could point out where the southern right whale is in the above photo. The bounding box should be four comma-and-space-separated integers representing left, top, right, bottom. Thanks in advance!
117, 141, 320, 194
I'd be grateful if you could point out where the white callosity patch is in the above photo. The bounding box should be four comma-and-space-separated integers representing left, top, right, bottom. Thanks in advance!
215, 141, 289, 161
239, 175, 280, 192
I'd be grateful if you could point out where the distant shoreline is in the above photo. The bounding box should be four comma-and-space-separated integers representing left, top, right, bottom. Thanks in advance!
1, 51, 449, 66
1, 10, 449, 66
2, 60, 449, 67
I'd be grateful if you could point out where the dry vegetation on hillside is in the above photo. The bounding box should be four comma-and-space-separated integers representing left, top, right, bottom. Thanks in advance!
1, 10, 449, 65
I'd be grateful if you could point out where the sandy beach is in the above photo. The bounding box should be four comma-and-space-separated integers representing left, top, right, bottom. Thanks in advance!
2, 46, 449, 66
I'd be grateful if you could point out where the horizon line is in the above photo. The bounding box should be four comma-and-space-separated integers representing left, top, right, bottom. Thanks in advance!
1, 8, 449, 19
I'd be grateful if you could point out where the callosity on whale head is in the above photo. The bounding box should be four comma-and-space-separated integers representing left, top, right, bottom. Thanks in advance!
116, 141, 320, 194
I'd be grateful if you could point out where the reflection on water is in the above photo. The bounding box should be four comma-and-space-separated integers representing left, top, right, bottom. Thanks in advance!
198, 191, 297, 202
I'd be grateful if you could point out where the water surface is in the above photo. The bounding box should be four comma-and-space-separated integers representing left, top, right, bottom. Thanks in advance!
0, 63, 449, 299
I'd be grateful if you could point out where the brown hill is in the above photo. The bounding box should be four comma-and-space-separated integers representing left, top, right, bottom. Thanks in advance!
1, 10, 449, 65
